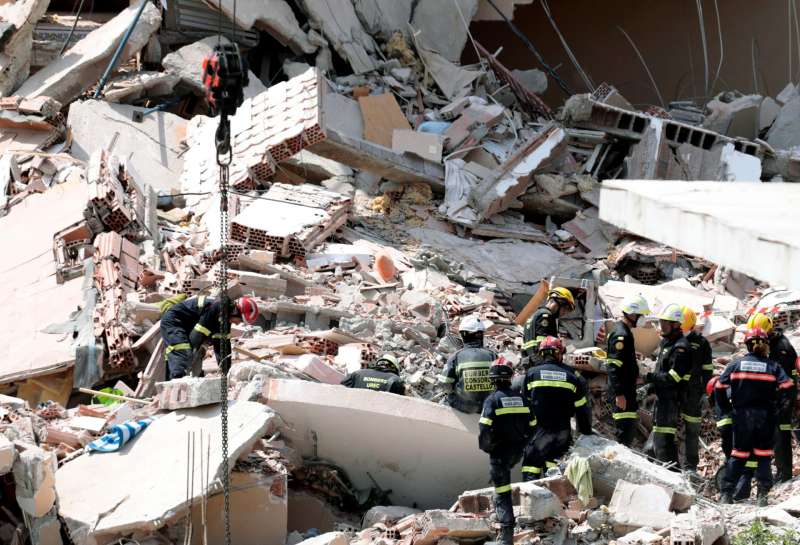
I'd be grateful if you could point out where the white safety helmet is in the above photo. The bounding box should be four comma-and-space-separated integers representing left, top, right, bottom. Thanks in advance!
458, 315, 486, 333
621, 294, 650, 317
657, 303, 685, 323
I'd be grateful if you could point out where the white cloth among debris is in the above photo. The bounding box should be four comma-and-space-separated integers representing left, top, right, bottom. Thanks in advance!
87, 418, 154, 453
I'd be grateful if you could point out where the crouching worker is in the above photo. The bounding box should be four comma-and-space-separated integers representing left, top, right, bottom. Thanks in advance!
479, 358, 533, 545
160, 295, 259, 379
341, 354, 406, 395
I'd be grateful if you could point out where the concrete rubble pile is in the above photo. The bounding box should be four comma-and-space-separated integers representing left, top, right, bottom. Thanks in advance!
1, 1, 800, 544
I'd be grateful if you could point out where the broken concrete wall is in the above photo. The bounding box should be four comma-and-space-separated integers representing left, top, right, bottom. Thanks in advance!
263, 379, 493, 509
68, 100, 186, 194
353, 0, 414, 37
16, 1, 161, 104
0, 0, 50, 96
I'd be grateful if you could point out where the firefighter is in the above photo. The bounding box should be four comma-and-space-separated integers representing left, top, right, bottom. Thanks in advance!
644, 303, 693, 466
439, 316, 497, 413
749, 312, 799, 483
479, 358, 534, 545
709, 375, 755, 500
521, 336, 592, 481
605, 294, 650, 446
341, 354, 406, 395
521, 287, 575, 367
681, 306, 713, 472
159, 295, 259, 379
718, 328, 794, 506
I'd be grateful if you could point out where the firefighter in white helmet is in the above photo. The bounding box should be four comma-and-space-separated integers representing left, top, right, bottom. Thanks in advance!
438, 315, 497, 414
605, 294, 650, 446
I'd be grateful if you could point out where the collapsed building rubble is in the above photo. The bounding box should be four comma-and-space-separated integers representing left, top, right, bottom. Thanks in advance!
1, 1, 800, 544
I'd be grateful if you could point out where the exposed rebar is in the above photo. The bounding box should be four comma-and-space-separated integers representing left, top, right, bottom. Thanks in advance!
710, 0, 725, 94
695, 0, 710, 98
539, 0, 594, 91
617, 26, 665, 108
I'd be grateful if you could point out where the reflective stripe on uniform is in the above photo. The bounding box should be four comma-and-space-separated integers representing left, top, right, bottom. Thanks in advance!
717, 418, 733, 427
681, 413, 702, 423
754, 448, 774, 457
545, 461, 557, 469
731, 449, 750, 459
522, 340, 537, 350
479, 417, 493, 426
522, 466, 541, 474
456, 361, 492, 374
682, 374, 691, 381
613, 411, 638, 420
211, 333, 231, 340
528, 380, 576, 392
653, 426, 676, 435
668, 369, 682, 382
745, 460, 758, 469
495, 484, 512, 494
194, 323, 212, 336
530, 419, 537, 427
495, 407, 530, 416
197, 295, 206, 309
779, 424, 793, 431
574, 397, 588, 408
606, 358, 623, 367
437, 375, 455, 384
166, 342, 191, 354
702, 364, 714, 371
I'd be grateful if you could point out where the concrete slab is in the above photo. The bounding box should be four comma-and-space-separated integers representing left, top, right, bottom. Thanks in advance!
67, 100, 186, 194
0, 434, 15, 474
0, 0, 50, 96
609, 480, 675, 530
262, 379, 490, 509
599, 181, 800, 290
0, 178, 87, 384
13, 446, 57, 518
57, 402, 276, 542
16, 1, 161, 104
353, 0, 413, 37
411, 0, 479, 62
569, 435, 694, 511
300, 0, 379, 74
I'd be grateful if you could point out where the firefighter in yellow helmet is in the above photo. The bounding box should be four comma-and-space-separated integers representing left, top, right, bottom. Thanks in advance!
748, 312, 799, 482
644, 303, 693, 465
521, 287, 575, 367
680, 306, 712, 472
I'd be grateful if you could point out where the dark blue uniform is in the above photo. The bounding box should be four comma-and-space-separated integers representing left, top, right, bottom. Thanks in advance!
521, 307, 557, 363
160, 296, 228, 379
521, 356, 591, 480
605, 320, 639, 445
438, 342, 497, 414
479, 388, 533, 529
717, 353, 793, 497
769, 332, 798, 482
683, 330, 713, 470
648, 334, 692, 465
341, 368, 405, 395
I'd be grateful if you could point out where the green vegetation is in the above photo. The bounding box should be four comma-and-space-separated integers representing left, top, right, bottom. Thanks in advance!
733, 520, 800, 545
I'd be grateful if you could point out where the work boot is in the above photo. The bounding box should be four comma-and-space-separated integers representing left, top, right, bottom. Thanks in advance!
720, 492, 733, 505
498, 525, 514, 545
757, 489, 769, 507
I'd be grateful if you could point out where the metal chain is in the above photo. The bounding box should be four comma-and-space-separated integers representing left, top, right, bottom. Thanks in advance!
217, 114, 233, 545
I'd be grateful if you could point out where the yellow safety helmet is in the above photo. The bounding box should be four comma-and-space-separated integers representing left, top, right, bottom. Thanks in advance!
681, 306, 696, 333
746, 312, 773, 334
658, 303, 684, 323
548, 287, 575, 309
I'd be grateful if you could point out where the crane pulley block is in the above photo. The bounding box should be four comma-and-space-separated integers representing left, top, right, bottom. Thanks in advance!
201, 42, 249, 117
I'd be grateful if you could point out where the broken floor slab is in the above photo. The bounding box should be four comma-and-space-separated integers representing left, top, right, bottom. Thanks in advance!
13, 446, 57, 518
569, 435, 695, 512
408, 227, 589, 293
599, 180, 800, 290
352, 0, 413, 37
767, 96, 800, 150
411, 0, 479, 62
0, 0, 50, 96
57, 401, 277, 542
68, 100, 186, 194
299, 0, 380, 74
262, 378, 490, 509
609, 480, 675, 531
16, 1, 162, 105
0, 177, 87, 384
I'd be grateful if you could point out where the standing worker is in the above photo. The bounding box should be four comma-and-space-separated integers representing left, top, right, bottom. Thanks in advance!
717, 328, 794, 506
160, 295, 259, 379
644, 303, 693, 466
521, 337, 592, 481
439, 316, 497, 413
748, 312, 800, 483
681, 306, 713, 473
605, 294, 650, 446
479, 359, 534, 545
341, 354, 406, 395
521, 287, 575, 366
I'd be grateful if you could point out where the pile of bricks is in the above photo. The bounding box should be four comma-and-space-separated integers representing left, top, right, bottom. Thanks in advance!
297, 335, 340, 357
231, 183, 351, 260
85, 149, 146, 239
92, 231, 142, 371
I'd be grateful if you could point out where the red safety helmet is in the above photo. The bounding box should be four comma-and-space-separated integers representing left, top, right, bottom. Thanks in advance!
538, 336, 565, 356
236, 297, 259, 324
488, 356, 513, 380
743, 327, 768, 345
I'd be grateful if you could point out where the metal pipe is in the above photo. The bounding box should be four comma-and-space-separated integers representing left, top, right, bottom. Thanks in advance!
93, 0, 149, 99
